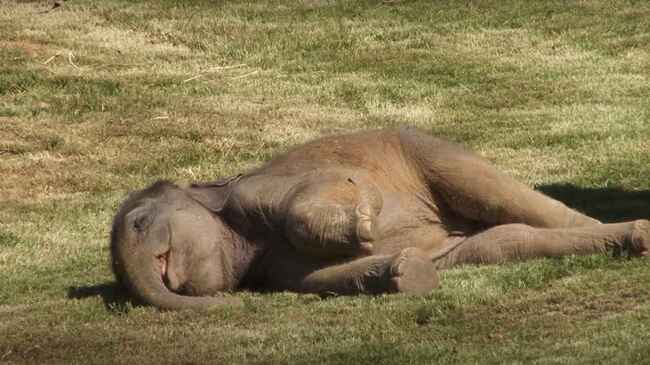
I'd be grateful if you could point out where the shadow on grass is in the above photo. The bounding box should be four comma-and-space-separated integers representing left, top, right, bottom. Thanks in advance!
538, 184, 650, 223
67, 282, 137, 313
289, 341, 456, 365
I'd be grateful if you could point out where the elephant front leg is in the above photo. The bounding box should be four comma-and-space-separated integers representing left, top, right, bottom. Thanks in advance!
266, 247, 440, 295
434, 220, 650, 269
283, 172, 383, 259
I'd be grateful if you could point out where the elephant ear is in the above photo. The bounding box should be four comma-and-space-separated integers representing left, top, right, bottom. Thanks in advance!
187, 174, 243, 213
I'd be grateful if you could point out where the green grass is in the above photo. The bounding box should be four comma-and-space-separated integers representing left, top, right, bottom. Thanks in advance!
1, 0, 649, 363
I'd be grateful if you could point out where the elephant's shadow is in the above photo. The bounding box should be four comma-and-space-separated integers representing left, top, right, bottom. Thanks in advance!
68, 184, 649, 310
538, 183, 650, 223
67, 282, 138, 313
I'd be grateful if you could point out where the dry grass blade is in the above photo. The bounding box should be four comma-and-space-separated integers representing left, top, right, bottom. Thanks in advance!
182, 74, 203, 83
230, 70, 259, 80
183, 64, 248, 83
67, 52, 80, 70
42, 52, 62, 65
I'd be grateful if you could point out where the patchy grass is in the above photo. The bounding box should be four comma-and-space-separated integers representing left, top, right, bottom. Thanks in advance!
1, 0, 649, 363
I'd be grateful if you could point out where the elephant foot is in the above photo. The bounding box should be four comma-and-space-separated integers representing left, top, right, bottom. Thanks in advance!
629, 220, 650, 257
389, 248, 440, 294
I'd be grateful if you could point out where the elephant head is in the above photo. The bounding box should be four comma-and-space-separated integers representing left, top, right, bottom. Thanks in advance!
110, 180, 244, 310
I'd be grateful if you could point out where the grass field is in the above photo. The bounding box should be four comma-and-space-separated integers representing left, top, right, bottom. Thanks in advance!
1, 0, 650, 363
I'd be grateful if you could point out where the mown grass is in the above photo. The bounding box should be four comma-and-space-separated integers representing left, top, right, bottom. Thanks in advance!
1, 0, 649, 363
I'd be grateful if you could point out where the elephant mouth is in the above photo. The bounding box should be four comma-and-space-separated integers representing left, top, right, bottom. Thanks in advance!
157, 251, 169, 283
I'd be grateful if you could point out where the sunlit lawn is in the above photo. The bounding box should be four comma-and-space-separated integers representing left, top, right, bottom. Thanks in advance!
1, 1, 649, 363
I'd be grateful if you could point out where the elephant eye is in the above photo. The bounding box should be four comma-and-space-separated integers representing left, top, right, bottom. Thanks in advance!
133, 214, 152, 232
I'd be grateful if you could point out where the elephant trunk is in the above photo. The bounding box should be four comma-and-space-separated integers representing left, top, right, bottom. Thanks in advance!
123, 250, 242, 311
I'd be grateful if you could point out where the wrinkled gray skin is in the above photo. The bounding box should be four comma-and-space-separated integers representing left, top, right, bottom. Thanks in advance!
111, 128, 650, 310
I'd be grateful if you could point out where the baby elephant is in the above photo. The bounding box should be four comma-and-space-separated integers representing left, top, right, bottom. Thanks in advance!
110, 128, 649, 310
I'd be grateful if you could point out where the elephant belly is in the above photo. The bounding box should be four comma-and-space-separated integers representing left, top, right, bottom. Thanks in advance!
372, 192, 450, 255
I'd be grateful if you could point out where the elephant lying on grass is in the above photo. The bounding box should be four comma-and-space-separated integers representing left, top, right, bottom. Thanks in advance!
110, 128, 649, 310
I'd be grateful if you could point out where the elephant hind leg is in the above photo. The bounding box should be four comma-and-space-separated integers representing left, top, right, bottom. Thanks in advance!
432, 220, 650, 269
399, 128, 599, 228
